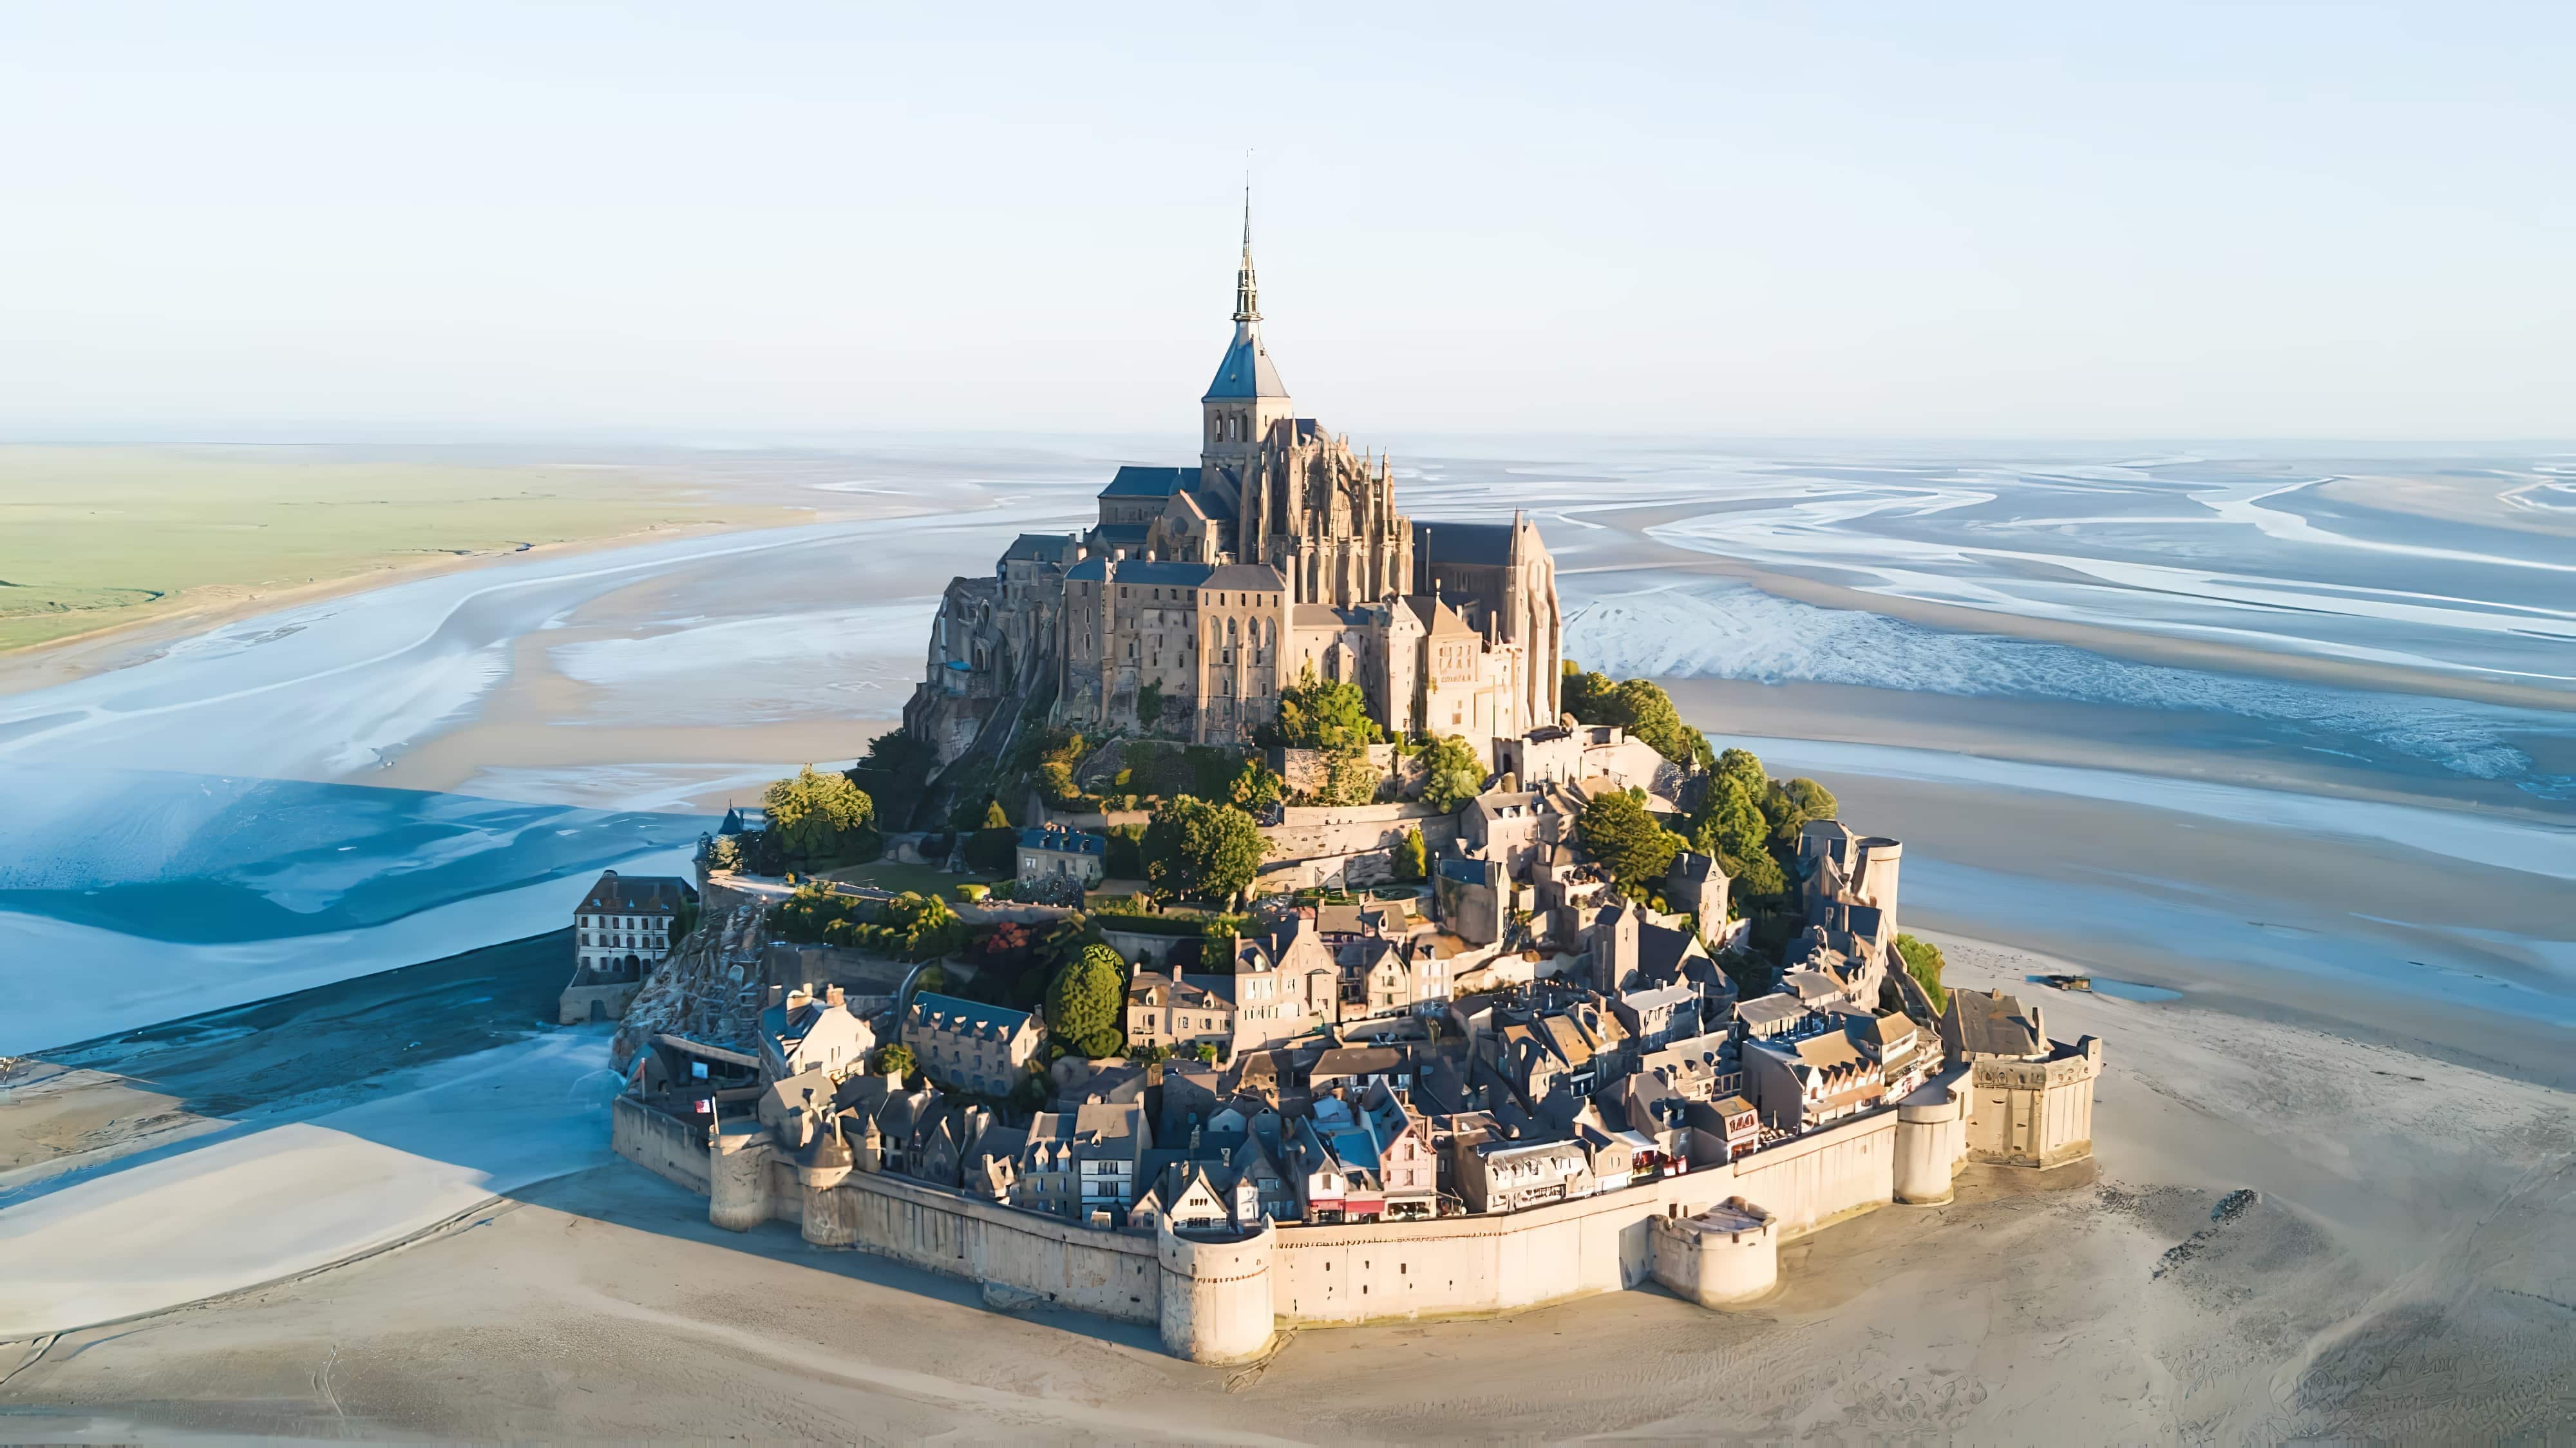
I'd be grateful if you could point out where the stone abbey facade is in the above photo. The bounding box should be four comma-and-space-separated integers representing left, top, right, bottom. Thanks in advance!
904, 214, 1564, 768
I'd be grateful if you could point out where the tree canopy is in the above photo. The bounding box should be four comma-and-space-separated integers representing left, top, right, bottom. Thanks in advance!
1141, 795, 1270, 904
1416, 734, 1488, 812
849, 728, 938, 829
1558, 663, 1711, 768
1895, 933, 1949, 1013
1394, 825, 1427, 883
1263, 663, 1383, 750
874, 1042, 915, 1080
764, 765, 876, 863
1046, 942, 1128, 1058
1577, 788, 1685, 897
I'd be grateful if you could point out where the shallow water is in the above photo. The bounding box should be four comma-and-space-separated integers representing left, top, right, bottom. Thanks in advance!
2, 439, 2569, 1059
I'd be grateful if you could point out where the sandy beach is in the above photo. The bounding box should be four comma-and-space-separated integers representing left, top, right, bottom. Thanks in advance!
2, 933, 2565, 1442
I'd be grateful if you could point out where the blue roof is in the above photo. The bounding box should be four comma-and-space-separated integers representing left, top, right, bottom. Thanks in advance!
1099, 466, 1198, 499
1018, 826, 1106, 855
1065, 558, 1218, 587
1204, 326, 1289, 401
907, 991, 1035, 1038
1415, 520, 1520, 567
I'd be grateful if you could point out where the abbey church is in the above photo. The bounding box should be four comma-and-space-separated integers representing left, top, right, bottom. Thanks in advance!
904, 209, 1563, 772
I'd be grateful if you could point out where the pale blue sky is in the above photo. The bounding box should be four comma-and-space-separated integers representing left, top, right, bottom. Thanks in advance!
2, 2, 2568, 440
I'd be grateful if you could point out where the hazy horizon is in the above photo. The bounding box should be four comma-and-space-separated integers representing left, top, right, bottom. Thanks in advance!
5, 3, 2570, 441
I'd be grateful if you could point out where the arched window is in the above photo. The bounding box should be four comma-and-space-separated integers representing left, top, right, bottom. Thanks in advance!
1227, 616, 1238, 645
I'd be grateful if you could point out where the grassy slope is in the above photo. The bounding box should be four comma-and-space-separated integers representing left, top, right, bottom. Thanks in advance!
0, 446, 784, 652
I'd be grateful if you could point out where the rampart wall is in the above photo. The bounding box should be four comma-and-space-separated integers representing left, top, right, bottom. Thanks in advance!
612, 1095, 709, 1193
614, 1094, 1948, 1360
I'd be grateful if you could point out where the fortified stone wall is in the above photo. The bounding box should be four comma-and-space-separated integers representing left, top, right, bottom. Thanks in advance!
612, 1095, 709, 1192
1264, 801, 1459, 863
614, 1083, 1986, 1358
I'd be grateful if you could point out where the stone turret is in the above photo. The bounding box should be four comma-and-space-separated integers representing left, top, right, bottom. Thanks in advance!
1649, 1197, 1779, 1307
708, 1124, 773, 1232
1156, 1216, 1277, 1364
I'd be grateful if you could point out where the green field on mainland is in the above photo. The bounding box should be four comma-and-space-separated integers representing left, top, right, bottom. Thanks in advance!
0, 446, 782, 654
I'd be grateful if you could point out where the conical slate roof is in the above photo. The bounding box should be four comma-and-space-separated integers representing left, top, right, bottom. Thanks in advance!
1204, 323, 1288, 401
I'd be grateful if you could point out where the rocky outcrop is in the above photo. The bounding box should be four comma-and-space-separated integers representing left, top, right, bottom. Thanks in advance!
610, 901, 772, 1074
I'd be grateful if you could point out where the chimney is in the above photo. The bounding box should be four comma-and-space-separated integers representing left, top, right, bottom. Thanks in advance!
825, 984, 846, 1007
767, 984, 785, 1007
787, 985, 812, 1011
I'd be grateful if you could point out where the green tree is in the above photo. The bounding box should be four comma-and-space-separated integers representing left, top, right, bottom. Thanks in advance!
1227, 756, 1285, 811
1559, 666, 1709, 767
1417, 734, 1487, 812
1315, 739, 1381, 805
874, 1042, 915, 1079
764, 765, 877, 863
849, 727, 938, 829
1262, 663, 1384, 749
1695, 773, 1769, 864
1895, 933, 1949, 1013
705, 834, 742, 871
1141, 795, 1271, 904
1046, 942, 1127, 1056
1190, 1042, 1220, 1065
1765, 776, 1839, 849
1394, 825, 1427, 883
1577, 788, 1685, 896
1135, 680, 1165, 733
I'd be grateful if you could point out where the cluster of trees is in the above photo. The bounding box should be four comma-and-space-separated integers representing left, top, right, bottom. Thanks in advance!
770, 884, 966, 961
1894, 933, 1949, 1012
1415, 733, 1488, 812
763, 764, 879, 869
1141, 795, 1270, 906
1687, 747, 1836, 908
1259, 665, 1385, 806
1560, 662, 1714, 769
1043, 942, 1128, 1060
1576, 787, 1684, 899
849, 729, 938, 831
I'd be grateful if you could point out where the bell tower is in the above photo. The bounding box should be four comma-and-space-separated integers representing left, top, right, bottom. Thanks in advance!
1201, 183, 1293, 482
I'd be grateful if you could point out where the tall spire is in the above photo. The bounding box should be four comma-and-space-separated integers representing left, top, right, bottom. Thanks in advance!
1233, 174, 1260, 325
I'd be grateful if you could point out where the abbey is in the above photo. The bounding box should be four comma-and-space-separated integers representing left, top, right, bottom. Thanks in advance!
904, 209, 1563, 768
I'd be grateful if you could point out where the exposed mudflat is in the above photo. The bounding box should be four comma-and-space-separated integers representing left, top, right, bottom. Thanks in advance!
3, 938, 2566, 1442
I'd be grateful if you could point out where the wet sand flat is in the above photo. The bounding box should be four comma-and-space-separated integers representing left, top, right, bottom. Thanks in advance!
1, 937, 2564, 1442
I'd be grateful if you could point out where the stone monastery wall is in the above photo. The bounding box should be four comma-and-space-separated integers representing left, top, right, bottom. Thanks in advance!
620, 1089, 1946, 1362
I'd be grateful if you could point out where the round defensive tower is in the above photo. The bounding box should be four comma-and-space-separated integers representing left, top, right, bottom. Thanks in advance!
796, 1130, 858, 1247
1894, 1076, 1965, 1206
1156, 1216, 1277, 1364
1650, 1197, 1779, 1308
708, 1125, 773, 1232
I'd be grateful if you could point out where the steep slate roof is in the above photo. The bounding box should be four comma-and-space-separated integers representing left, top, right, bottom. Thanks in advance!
1000, 533, 1082, 564
1099, 465, 1198, 499
580, 872, 697, 914
1065, 558, 1217, 587
1947, 989, 2047, 1058
1201, 563, 1285, 591
1204, 329, 1288, 400
1413, 520, 1519, 567
907, 991, 1037, 1042
1018, 826, 1106, 856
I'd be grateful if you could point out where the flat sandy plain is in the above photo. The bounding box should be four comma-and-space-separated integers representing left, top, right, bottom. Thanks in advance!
1, 937, 2568, 1442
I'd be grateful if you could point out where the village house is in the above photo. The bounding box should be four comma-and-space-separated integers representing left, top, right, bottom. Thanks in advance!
1742, 1020, 1890, 1133
561, 870, 699, 1024
1457, 1129, 1594, 1215
757, 986, 876, 1082
903, 991, 1045, 1098
1124, 967, 1239, 1056
1015, 824, 1107, 891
